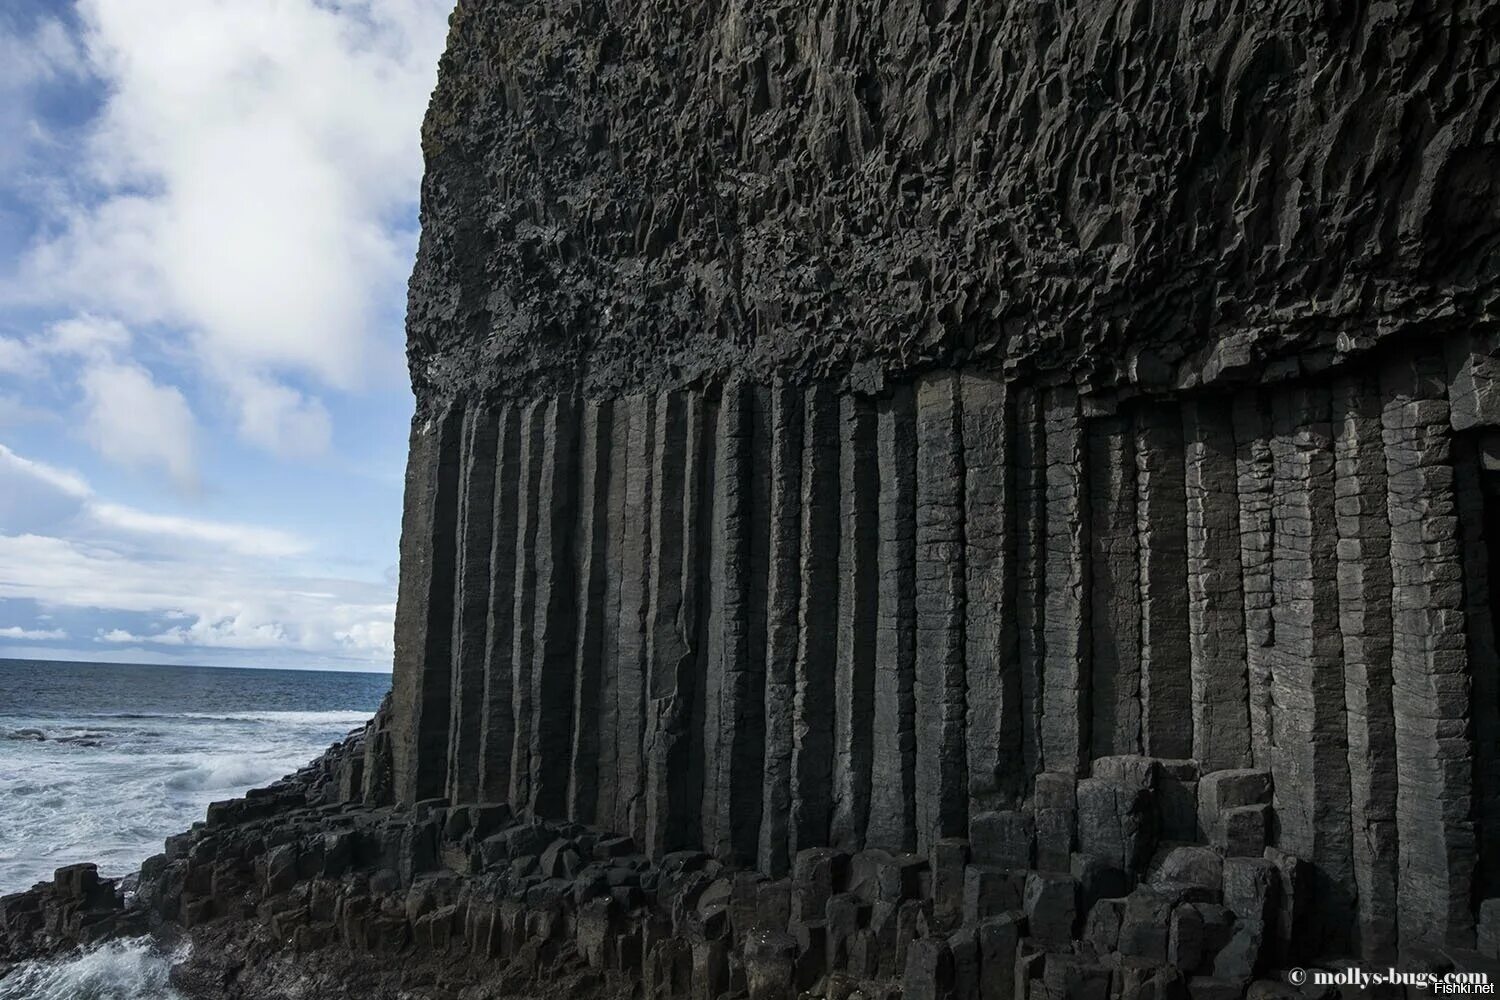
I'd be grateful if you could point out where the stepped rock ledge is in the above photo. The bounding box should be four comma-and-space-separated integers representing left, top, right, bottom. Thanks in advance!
6, 0, 1500, 997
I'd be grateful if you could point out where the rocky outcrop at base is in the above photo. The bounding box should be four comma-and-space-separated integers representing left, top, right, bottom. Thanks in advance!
8, 718, 1500, 1000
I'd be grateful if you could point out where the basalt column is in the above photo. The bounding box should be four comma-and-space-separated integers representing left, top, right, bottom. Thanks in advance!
703, 383, 769, 864
1087, 412, 1141, 759
1332, 373, 1398, 959
566, 399, 616, 825
1041, 386, 1089, 776
447, 404, 499, 804
1456, 434, 1500, 900
913, 374, 969, 849
790, 386, 840, 858
759, 388, 804, 876
1234, 392, 1277, 771
391, 403, 463, 804
830, 394, 878, 850
1383, 354, 1475, 949
479, 406, 522, 803
867, 386, 918, 853
1136, 403, 1191, 759
614, 394, 657, 845
962, 374, 1020, 811
1183, 399, 1250, 772
1268, 385, 1354, 948
642, 389, 703, 855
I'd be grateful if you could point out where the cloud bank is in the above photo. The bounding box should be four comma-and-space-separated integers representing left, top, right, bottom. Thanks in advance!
0, 444, 393, 666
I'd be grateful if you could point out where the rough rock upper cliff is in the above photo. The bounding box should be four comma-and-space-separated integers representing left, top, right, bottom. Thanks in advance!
409, 0, 1499, 406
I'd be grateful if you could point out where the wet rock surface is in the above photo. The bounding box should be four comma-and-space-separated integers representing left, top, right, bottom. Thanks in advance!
7, 726, 1500, 999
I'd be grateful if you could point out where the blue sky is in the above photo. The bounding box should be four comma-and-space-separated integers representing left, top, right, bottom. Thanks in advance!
0, 0, 454, 671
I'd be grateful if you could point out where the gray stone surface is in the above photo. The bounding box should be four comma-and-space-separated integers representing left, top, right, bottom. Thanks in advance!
1381, 353, 1476, 950
1088, 414, 1142, 759
830, 393, 878, 851
962, 374, 1020, 812
1232, 391, 1276, 773
1042, 386, 1090, 776
1331, 373, 1399, 960
391, 403, 463, 804
1136, 403, 1192, 759
758, 388, 804, 876
1183, 399, 1251, 772
565, 399, 614, 825
868, 386, 917, 854
914, 373, 970, 850
447, 405, 499, 804
790, 385, 840, 859
1267, 385, 1354, 950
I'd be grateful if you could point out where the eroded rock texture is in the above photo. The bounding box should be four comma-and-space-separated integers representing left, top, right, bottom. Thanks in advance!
409, 0, 1499, 405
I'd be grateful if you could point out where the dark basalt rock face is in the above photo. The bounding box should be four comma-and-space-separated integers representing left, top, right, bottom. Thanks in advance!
6, 2, 1500, 998
410, 0, 1499, 405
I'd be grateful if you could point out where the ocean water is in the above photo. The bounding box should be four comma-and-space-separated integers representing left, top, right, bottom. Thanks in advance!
0, 938, 187, 1000
0, 659, 388, 896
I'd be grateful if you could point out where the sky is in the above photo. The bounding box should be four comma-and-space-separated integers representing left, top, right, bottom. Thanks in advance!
0, 0, 455, 671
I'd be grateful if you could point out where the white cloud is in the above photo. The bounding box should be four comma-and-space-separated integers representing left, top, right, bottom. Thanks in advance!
0, 445, 392, 665
0, 444, 305, 559
40, 314, 132, 361
230, 375, 333, 459
0, 626, 67, 641
79, 361, 198, 489
7, 0, 452, 458
0, 337, 37, 375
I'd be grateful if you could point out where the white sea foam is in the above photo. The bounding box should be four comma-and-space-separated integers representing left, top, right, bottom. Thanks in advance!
0, 938, 186, 1000
0, 708, 373, 892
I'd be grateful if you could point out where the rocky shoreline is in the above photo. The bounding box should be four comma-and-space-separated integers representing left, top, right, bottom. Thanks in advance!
6, 707, 1500, 1000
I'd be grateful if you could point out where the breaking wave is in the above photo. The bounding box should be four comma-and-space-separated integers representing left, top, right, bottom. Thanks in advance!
0, 938, 186, 1000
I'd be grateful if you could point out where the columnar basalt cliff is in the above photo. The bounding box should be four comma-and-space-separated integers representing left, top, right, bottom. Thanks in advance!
398, 0, 1500, 963
4, 2, 1499, 998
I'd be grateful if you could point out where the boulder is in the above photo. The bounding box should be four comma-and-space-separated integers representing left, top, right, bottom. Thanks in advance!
1197, 770, 1272, 844
1023, 872, 1079, 947
1077, 777, 1157, 875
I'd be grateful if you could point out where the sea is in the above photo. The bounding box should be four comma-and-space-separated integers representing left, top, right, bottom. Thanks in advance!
0, 658, 388, 999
